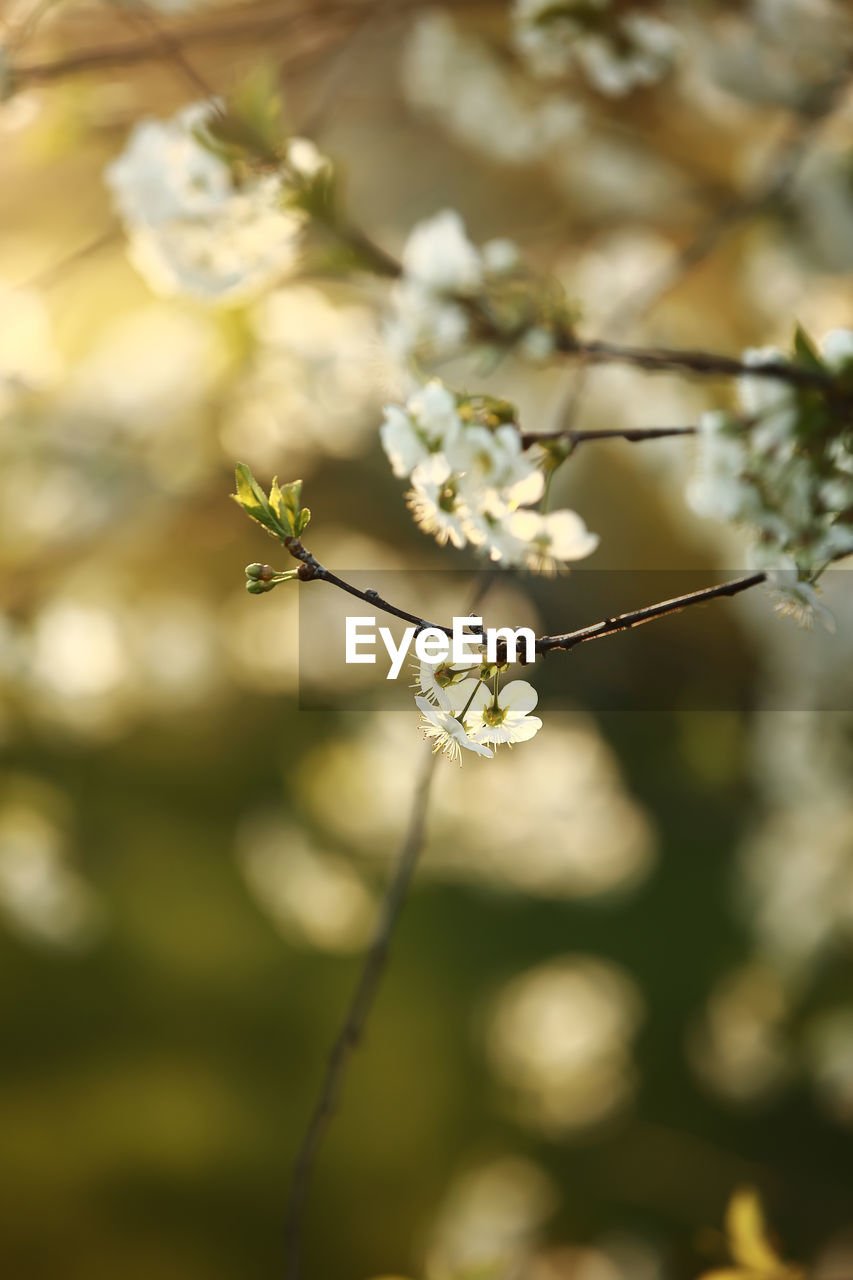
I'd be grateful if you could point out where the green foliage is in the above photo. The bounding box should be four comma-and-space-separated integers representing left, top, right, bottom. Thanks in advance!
202, 64, 286, 167
793, 324, 823, 372
232, 464, 311, 543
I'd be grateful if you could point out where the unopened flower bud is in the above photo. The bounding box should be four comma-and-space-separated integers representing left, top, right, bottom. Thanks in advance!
246, 563, 277, 582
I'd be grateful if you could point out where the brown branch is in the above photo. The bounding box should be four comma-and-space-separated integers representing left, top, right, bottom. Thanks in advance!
121, 2, 215, 99
280, 539, 768, 655
10, 0, 438, 86
520, 424, 698, 449
553, 336, 832, 391
281, 710, 439, 1280
533, 572, 767, 654
12, 1, 364, 84
20, 226, 120, 291
288, 540, 452, 636
324, 224, 834, 391
544, 61, 853, 434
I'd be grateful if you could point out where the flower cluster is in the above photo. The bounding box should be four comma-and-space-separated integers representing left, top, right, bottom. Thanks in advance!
380, 380, 599, 570
688, 328, 853, 614
402, 10, 583, 166
512, 0, 681, 97
105, 100, 329, 302
386, 209, 575, 365
414, 658, 542, 763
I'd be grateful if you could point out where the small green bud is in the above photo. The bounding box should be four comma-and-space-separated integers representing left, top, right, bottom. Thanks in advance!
246, 579, 272, 594
246, 563, 277, 582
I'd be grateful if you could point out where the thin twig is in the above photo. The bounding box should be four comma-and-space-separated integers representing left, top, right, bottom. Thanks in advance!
283, 744, 439, 1280
533, 572, 767, 654
520, 425, 698, 449
281, 537, 768, 656
553, 336, 832, 391
289, 541, 452, 636
19, 226, 120, 291
10, 0, 424, 85
548, 61, 853, 432
326, 223, 835, 391
122, 2, 215, 99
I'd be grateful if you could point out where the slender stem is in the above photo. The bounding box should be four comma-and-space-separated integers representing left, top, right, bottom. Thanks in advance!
284, 538, 768, 656
288, 540, 452, 637
12, 0, 373, 84
520, 425, 698, 449
553, 336, 831, 391
324, 224, 832, 391
19, 226, 120, 291
458, 678, 484, 721
282, 739, 438, 1280
122, 1, 215, 99
534, 573, 767, 655
321, 225, 832, 392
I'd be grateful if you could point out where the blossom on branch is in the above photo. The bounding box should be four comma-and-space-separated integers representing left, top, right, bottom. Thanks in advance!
466, 680, 543, 746
415, 694, 494, 763
386, 208, 576, 365
105, 99, 330, 302
688, 326, 853, 618
512, 0, 681, 97
381, 380, 597, 571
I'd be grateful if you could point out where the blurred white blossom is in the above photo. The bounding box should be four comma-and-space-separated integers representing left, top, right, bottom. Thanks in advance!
688, 331, 853, 617
105, 101, 310, 301
403, 9, 582, 164
383, 379, 597, 572
485, 955, 644, 1133
513, 0, 681, 96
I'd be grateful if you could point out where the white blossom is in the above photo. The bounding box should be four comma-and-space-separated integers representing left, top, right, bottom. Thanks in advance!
380, 381, 461, 478
446, 424, 544, 506
512, 0, 680, 96
415, 661, 481, 713
687, 411, 755, 521
737, 347, 798, 452
488, 507, 600, 572
105, 101, 314, 302
407, 454, 471, 549
383, 379, 597, 571
415, 694, 494, 763
401, 208, 483, 295
467, 680, 543, 746
403, 10, 582, 165
821, 328, 853, 371
387, 210, 534, 363
688, 330, 853, 619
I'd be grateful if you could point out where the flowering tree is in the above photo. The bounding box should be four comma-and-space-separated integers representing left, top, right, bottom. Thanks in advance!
4, 0, 853, 1276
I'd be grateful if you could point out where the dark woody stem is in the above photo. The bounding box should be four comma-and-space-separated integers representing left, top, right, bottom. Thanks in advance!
533, 572, 767, 654
326, 224, 837, 393
458, 678, 484, 721
519, 425, 698, 449
287, 539, 452, 636
283, 538, 768, 657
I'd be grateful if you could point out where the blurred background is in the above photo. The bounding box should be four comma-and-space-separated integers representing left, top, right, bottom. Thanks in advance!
1, 1, 853, 1277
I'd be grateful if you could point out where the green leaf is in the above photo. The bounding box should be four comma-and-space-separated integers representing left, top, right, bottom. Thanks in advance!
232, 462, 277, 531
232, 465, 310, 544
793, 324, 824, 371
203, 64, 285, 166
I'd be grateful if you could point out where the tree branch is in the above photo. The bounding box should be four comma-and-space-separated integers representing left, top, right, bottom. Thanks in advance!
280, 538, 768, 656
520, 424, 698, 449
552, 336, 831, 391
533, 572, 767, 655
11, 1, 370, 84
282, 720, 439, 1279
